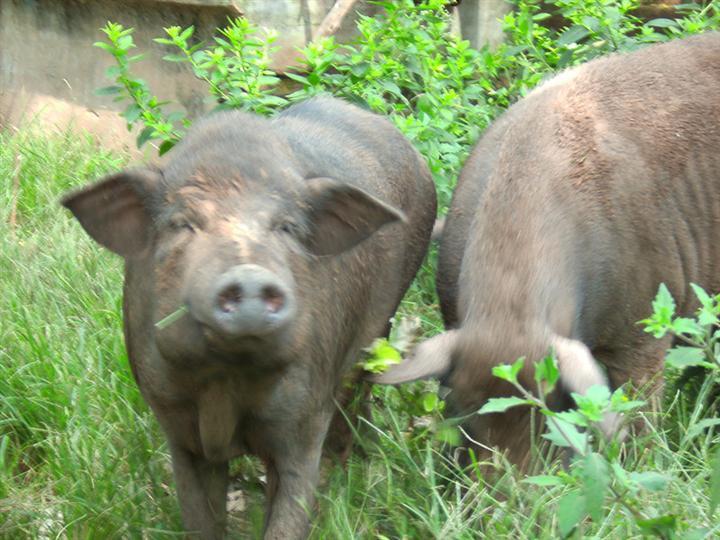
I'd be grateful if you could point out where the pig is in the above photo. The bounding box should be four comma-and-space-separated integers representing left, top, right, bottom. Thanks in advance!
373, 33, 720, 468
61, 96, 437, 539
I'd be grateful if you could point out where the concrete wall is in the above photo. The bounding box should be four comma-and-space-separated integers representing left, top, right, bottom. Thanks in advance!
0, 0, 378, 155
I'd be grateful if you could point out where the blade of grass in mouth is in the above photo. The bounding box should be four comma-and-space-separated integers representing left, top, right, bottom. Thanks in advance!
155, 305, 189, 329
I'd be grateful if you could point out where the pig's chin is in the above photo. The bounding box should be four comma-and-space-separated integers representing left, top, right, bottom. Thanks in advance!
154, 315, 294, 369
199, 321, 294, 359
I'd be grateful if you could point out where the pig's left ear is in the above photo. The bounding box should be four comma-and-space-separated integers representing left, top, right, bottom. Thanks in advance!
60, 167, 163, 258
302, 177, 406, 256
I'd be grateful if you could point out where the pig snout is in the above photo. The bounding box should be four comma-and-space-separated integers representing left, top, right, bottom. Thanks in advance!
192, 264, 296, 339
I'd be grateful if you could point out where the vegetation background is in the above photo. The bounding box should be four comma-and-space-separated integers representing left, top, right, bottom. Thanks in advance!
1, 0, 719, 537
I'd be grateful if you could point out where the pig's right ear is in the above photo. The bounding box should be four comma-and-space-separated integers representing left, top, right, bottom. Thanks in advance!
302, 177, 406, 256
369, 330, 458, 384
60, 168, 163, 257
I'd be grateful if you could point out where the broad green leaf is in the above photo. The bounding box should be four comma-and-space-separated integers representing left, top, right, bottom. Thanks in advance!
630, 471, 672, 492
557, 489, 586, 538
636, 515, 677, 537
435, 425, 461, 446
557, 24, 591, 45
422, 392, 439, 413
491, 357, 524, 385
710, 447, 720, 516
554, 410, 588, 428
543, 418, 587, 453
477, 396, 531, 415
571, 385, 610, 423
581, 453, 609, 522
672, 317, 705, 337
666, 347, 707, 369
523, 475, 565, 487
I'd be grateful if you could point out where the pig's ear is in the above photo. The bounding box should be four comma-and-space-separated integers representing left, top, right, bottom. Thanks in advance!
369, 330, 458, 384
60, 167, 163, 257
302, 177, 406, 256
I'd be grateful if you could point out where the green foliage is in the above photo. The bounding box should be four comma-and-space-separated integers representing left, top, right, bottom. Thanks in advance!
94, 0, 720, 208
95, 22, 186, 154
3, 0, 720, 537
478, 349, 716, 538
642, 283, 720, 375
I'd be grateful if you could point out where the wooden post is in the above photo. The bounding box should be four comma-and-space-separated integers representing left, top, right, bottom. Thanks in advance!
457, 0, 512, 49
313, 0, 360, 40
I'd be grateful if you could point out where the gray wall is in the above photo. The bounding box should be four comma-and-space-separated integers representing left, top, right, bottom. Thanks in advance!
0, 0, 503, 155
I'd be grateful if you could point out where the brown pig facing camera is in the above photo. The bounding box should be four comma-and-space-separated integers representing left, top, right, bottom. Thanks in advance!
374, 33, 720, 467
61, 97, 436, 539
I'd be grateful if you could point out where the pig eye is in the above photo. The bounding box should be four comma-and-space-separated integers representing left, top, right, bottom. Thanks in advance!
278, 221, 298, 236
169, 215, 195, 233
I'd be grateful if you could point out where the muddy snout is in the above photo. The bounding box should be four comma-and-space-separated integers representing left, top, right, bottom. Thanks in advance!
191, 264, 296, 339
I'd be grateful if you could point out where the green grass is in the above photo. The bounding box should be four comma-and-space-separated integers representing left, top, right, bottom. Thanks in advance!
0, 128, 718, 539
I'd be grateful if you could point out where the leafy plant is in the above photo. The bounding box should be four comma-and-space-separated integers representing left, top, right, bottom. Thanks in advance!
477, 352, 713, 538
94, 22, 187, 154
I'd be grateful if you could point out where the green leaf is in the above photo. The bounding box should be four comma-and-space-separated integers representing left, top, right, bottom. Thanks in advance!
691, 283, 713, 308
710, 447, 720, 515
571, 385, 611, 423
630, 471, 672, 492
477, 396, 531, 415
362, 338, 403, 374
557, 25, 591, 46
492, 357, 524, 385
158, 140, 176, 156
557, 489, 586, 538
95, 85, 122, 96
581, 453, 609, 522
93, 41, 116, 53
422, 392, 439, 413
554, 409, 588, 427
642, 283, 676, 338
162, 54, 188, 63
646, 18, 680, 28
434, 424, 461, 446
666, 347, 707, 368
543, 417, 588, 453
523, 475, 564, 486
672, 317, 705, 337
136, 126, 156, 148
684, 418, 720, 442
636, 515, 678, 537
534, 353, 559, 394
609, 387, 645, 414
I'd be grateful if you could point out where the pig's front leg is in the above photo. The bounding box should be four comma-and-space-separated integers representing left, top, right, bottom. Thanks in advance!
262, 411, 332, 540
169, 443, 229, 539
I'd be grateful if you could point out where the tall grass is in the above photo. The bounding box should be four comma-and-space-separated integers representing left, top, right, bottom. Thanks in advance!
0, 127, 718, 538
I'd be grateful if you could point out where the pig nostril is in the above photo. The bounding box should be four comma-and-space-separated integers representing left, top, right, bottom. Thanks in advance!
262, 285, 286, 314
217, 284, 243, 313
